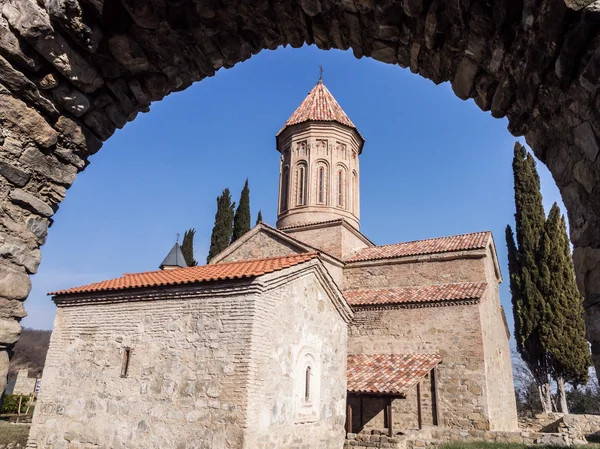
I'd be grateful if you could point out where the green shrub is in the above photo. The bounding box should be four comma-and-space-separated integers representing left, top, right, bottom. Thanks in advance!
1, 394, 29, 414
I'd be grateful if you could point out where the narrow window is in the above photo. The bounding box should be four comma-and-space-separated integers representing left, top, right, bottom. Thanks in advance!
121, 348, 131, 378
318, 167, 324, 204
352, 172, 357, 213
337, 170, 343, 207
281, 168, 289, 212
305, 366, 311, 401
297, 165, 306, 206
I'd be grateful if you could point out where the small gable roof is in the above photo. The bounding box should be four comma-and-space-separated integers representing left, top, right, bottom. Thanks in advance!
345, 282, 487, 307
346, 231, 491, 262
50, 253, 319, 296
347, 354, 442, 396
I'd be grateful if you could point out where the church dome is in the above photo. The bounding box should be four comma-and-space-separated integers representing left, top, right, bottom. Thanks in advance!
276, 80, 364, 231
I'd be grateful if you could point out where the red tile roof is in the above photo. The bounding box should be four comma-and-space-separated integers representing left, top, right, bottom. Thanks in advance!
346, 231, 491, 262
347, 354, 442, 395
345, 282, 487, 307
50, 253, 319, 296
277, 80, 360, 137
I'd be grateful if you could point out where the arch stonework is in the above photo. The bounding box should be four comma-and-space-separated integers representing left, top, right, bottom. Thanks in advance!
0, 0, 600, 391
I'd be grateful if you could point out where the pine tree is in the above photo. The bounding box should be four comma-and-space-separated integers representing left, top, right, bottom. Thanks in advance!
538, 204, 591, 412
181, 228, 197, 267
207, 188, 236, 262
256, 210, 263, 226
232, 179, 251, 243
507, 142, 552, 412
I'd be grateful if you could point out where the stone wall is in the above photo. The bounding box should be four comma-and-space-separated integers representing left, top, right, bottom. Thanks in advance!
215, 228, 304, 263
28, 284, 258, 448
349, 302, 489, 430
403, 426, 575, 448
243, 267, 349, 448
343, 253, 487, 290
520, 413, 600, 442
477, 245, 518, 430
286, 222, 344, 259
345, 433, 405, 448
12, 369, 35, 395
27, 262, 350, 449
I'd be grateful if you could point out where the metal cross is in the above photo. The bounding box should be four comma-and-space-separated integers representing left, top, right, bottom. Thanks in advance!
319, 65, 324, 81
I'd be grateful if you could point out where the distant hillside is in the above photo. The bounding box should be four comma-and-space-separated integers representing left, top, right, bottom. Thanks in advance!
8, 328, 52, 379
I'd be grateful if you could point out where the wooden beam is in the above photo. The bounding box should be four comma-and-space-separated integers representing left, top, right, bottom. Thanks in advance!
431, 367, 440, 426
417, 382, 423, 430
347, 403, 353, 434
387, 397, 393, 437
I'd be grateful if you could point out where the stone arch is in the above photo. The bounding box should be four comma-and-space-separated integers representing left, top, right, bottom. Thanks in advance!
1, 0, 600, 390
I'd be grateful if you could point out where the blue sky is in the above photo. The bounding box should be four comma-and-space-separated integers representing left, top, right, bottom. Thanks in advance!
22, 45, 564, 333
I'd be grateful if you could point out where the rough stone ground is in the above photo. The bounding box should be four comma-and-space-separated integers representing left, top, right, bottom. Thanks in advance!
0, 420, 29, 448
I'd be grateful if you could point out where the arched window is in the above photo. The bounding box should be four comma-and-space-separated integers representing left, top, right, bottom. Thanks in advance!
280, 167, 289, 212
337, 167, 345, 208
318, 167, 325, 204
305, 366, 311, 401
351, 171, 358, 213
295, 163, 307, 206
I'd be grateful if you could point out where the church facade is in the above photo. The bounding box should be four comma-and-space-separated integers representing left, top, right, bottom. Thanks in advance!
28, 80, 517, 449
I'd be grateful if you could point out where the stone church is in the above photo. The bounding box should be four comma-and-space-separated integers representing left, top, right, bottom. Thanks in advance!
28, 80, 518, 449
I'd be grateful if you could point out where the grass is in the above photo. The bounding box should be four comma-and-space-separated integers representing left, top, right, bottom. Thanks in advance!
441, 443, 600, 449
0, 419, 30, 446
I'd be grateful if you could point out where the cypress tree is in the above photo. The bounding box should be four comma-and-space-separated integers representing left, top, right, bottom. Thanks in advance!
538, 204, 591, 412
507, 142, 552, 412
181, 228, 197, 267
207, 188, 235, 262
256, 210, 263, 226
232, 179, 251, 243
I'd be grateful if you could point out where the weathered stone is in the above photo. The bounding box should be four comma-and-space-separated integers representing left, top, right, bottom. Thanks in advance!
120, 0, 160, 29
10, 188, 54, 217
0, 317, 21, 345
403, 0, 425, 17
108, 34, 149, 74
574, 121, 600, 161
0, 233, 41, 273
26, 216, 49, 243
0, 14, 42, 71
0, 161, 30, 187
0, 54, 57, 116
580, 46, 600, 92
0, 351, 7, 392
300, 0, 322, 16
555, 1, 600, 84
54, 145, 85, 169
52, 83, 90, 116
370, 41, 397, 64
0, 265, 31, 300
39, 73, 58, 90
0, 298, 26, 320
452, 57, 479, 100
0, 88, 58, 148
128, 78, 150, 108
2, 0, 103, 93
45, 0, 103, 52
54, 116, 102, 156
20, 146, 77, 186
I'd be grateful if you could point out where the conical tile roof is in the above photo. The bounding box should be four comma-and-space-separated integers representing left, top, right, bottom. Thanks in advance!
277, 80, 362, 139
159, 242, 187, 269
